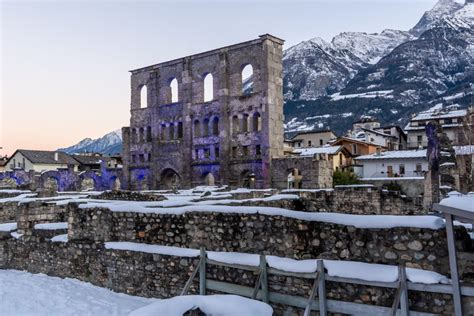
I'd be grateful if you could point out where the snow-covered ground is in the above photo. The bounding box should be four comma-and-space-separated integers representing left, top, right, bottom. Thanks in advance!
0, 270, 272, 316
0, 270, 153, 316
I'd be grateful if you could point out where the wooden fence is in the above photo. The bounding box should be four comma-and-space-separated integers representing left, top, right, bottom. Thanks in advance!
181, 248, 474, 316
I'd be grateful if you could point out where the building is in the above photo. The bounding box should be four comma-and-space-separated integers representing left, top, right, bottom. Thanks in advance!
5, 150, 79, 172
373, 125, 407, 150
405, 105, 471, 149
355, 149, 428, 179
71, 154, 112, 172
285, 130, 337, 148
122, 35, 286, 190
351, 117, 380, 134
291, 145, 352, 171
330, 137, 382, 157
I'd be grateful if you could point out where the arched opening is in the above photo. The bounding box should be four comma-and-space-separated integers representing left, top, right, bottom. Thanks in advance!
177, 122, 183, 139
139, 127, 144, 142
194, 120, 201, 137
160, 124, 166, 141
169, 123, 175, 140
170, 78, 178, 103
232, 115, 239, 134
112, 176, 121, 191
253, 112, 261, 132
241, 64, 253, 95
132, 128, 138, 143
212, 117, 219, 136
80, 178, 95, 191
287, 168, 302, 189
140, 85, 148, 108
204, 173, 215, 186
161, 168, 181, 190
240, 170, 256, 189
203, 118, 210, 137
203, 73, 213, 102
44, 177, 59, 193
242, 113, 249, 133
146, 126, 152, 142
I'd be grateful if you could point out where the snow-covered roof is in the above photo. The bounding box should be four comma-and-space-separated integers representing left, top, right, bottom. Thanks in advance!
356, 149, 427, 161
293, 145, 343, 156
440, 195, 474, 213
411, 108, 467, 121
454, 145, 474, 156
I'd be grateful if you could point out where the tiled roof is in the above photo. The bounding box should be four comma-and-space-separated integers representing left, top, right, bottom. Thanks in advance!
17, 150, 79, 165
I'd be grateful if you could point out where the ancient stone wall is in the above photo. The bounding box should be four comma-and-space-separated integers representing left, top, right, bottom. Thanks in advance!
16, 202, 67, 235
0, 202, 18, 222
67, 204, 472, 278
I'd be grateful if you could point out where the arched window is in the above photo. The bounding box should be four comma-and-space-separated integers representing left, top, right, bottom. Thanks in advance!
203, 118, 210, 137
194, 120, 201, 137
241, 64, 253, 95
253, 112, 261, 132
170, 78, 178, 103
212, 117, 219, 136
169, 123, 175, 140
203, 73, 213, 102
140, 85, 148, 108
132, 128, 138, 143
242, 114, 249, 133
139, 127, 144, 142
177, 122, 183, 139
232, 115, 239, 134
146, 126, 152, 142
160, 124, 166, 141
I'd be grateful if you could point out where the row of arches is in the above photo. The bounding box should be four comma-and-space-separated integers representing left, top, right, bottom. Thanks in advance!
194, 117, 219, 138
232, 112, 261, 134
131, 127, 152, 143
138, 64, 254, 108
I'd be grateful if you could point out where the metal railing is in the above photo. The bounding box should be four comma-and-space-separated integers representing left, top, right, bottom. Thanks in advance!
181, 248, 474, 316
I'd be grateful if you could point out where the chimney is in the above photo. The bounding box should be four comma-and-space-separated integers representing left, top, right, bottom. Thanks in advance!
54, 152, 59, 161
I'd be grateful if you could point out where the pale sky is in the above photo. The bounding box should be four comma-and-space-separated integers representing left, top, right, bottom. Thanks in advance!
1, 0, 445, 156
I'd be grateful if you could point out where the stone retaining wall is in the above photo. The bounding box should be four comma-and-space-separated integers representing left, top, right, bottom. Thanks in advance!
17, 202, 67, 235
67, 204, 472, 278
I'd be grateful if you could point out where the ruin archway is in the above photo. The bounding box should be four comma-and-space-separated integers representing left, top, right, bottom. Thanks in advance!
287, 168, 302, 189
44, 177, 59, 193
161, 168, 181, 190
80, 178, 95, 192
240, 170, 255, 189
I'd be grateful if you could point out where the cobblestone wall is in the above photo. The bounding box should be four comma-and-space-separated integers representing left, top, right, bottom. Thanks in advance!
17, 202, 67, 235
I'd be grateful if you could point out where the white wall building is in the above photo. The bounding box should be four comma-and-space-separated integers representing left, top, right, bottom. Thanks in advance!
5, 150, 79, 172
355, 149, 428, 179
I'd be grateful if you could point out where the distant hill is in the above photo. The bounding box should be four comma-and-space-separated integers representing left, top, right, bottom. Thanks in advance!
58, 130, 122, 155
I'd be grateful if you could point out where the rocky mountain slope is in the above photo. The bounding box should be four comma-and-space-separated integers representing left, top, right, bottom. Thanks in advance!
59, 130, 122, 155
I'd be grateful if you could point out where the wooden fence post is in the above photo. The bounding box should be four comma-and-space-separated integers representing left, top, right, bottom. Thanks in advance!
200, 247, 206, 295
318, 260, 327, 316
260, 254, 269, 303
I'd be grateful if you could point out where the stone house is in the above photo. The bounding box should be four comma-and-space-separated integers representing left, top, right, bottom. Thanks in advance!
291, 145, 352, 171
5, 150, 79, 173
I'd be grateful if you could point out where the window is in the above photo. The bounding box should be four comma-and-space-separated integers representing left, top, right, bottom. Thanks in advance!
232, 146, 238, 158
252, 112, 261, 132
203, 73, 213, 102
132, 129, 137, 143
161, 124, 166, 141
387, 165, 393, 177
146, 126, 152, 142
351, 144, 358, 155
232, 116, 239, 134
169, 78, 178, 103
139, 128, 144, 142
203, 118, 210, 137
242, 114, 249, 133
139, 154, 144, 163
255, 145, 261, 156
416, 163, 423, 173
169, 123, 175, 140
195, 149, 200, 160
319, 139, 323, 146
204, 148, 210, 159
194, 120, 201, 137
243, 146, 249, 156
215, 147, 220, 159
147, 153, 151, 162
241, 64, 253, 95
399, 164, 405, 175
212, 117, 219, 136
131, 155, 136, 163
140, 85, 147, 108
177, 122, 183, 139
417, 135, 423, 146
308, 140, 312, 147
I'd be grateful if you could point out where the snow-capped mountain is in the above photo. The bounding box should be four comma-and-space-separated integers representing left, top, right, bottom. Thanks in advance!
59, 130, 123, 155
284, 0, 473, 136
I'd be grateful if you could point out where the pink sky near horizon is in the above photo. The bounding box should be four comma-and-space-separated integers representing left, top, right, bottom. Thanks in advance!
0, 0, 441, 157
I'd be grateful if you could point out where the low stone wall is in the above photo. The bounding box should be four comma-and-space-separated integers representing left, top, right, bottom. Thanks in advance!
67, 204, 472, 278
0, 237, 469, 314
286, 186, 424, 215
361, 178, 425, 198
17, 202, 67, 235
0, 202, 18, 222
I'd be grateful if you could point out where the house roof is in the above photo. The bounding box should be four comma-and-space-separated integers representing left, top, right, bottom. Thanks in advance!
356, 149, 427, 161
411, 108, 467, 122
10, 150, 79, 165
290, 129, 336, 140
293, 145, 346, 156
331, 136, 383, 147
71, 155, 111, 166
361, 128, 397, 139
